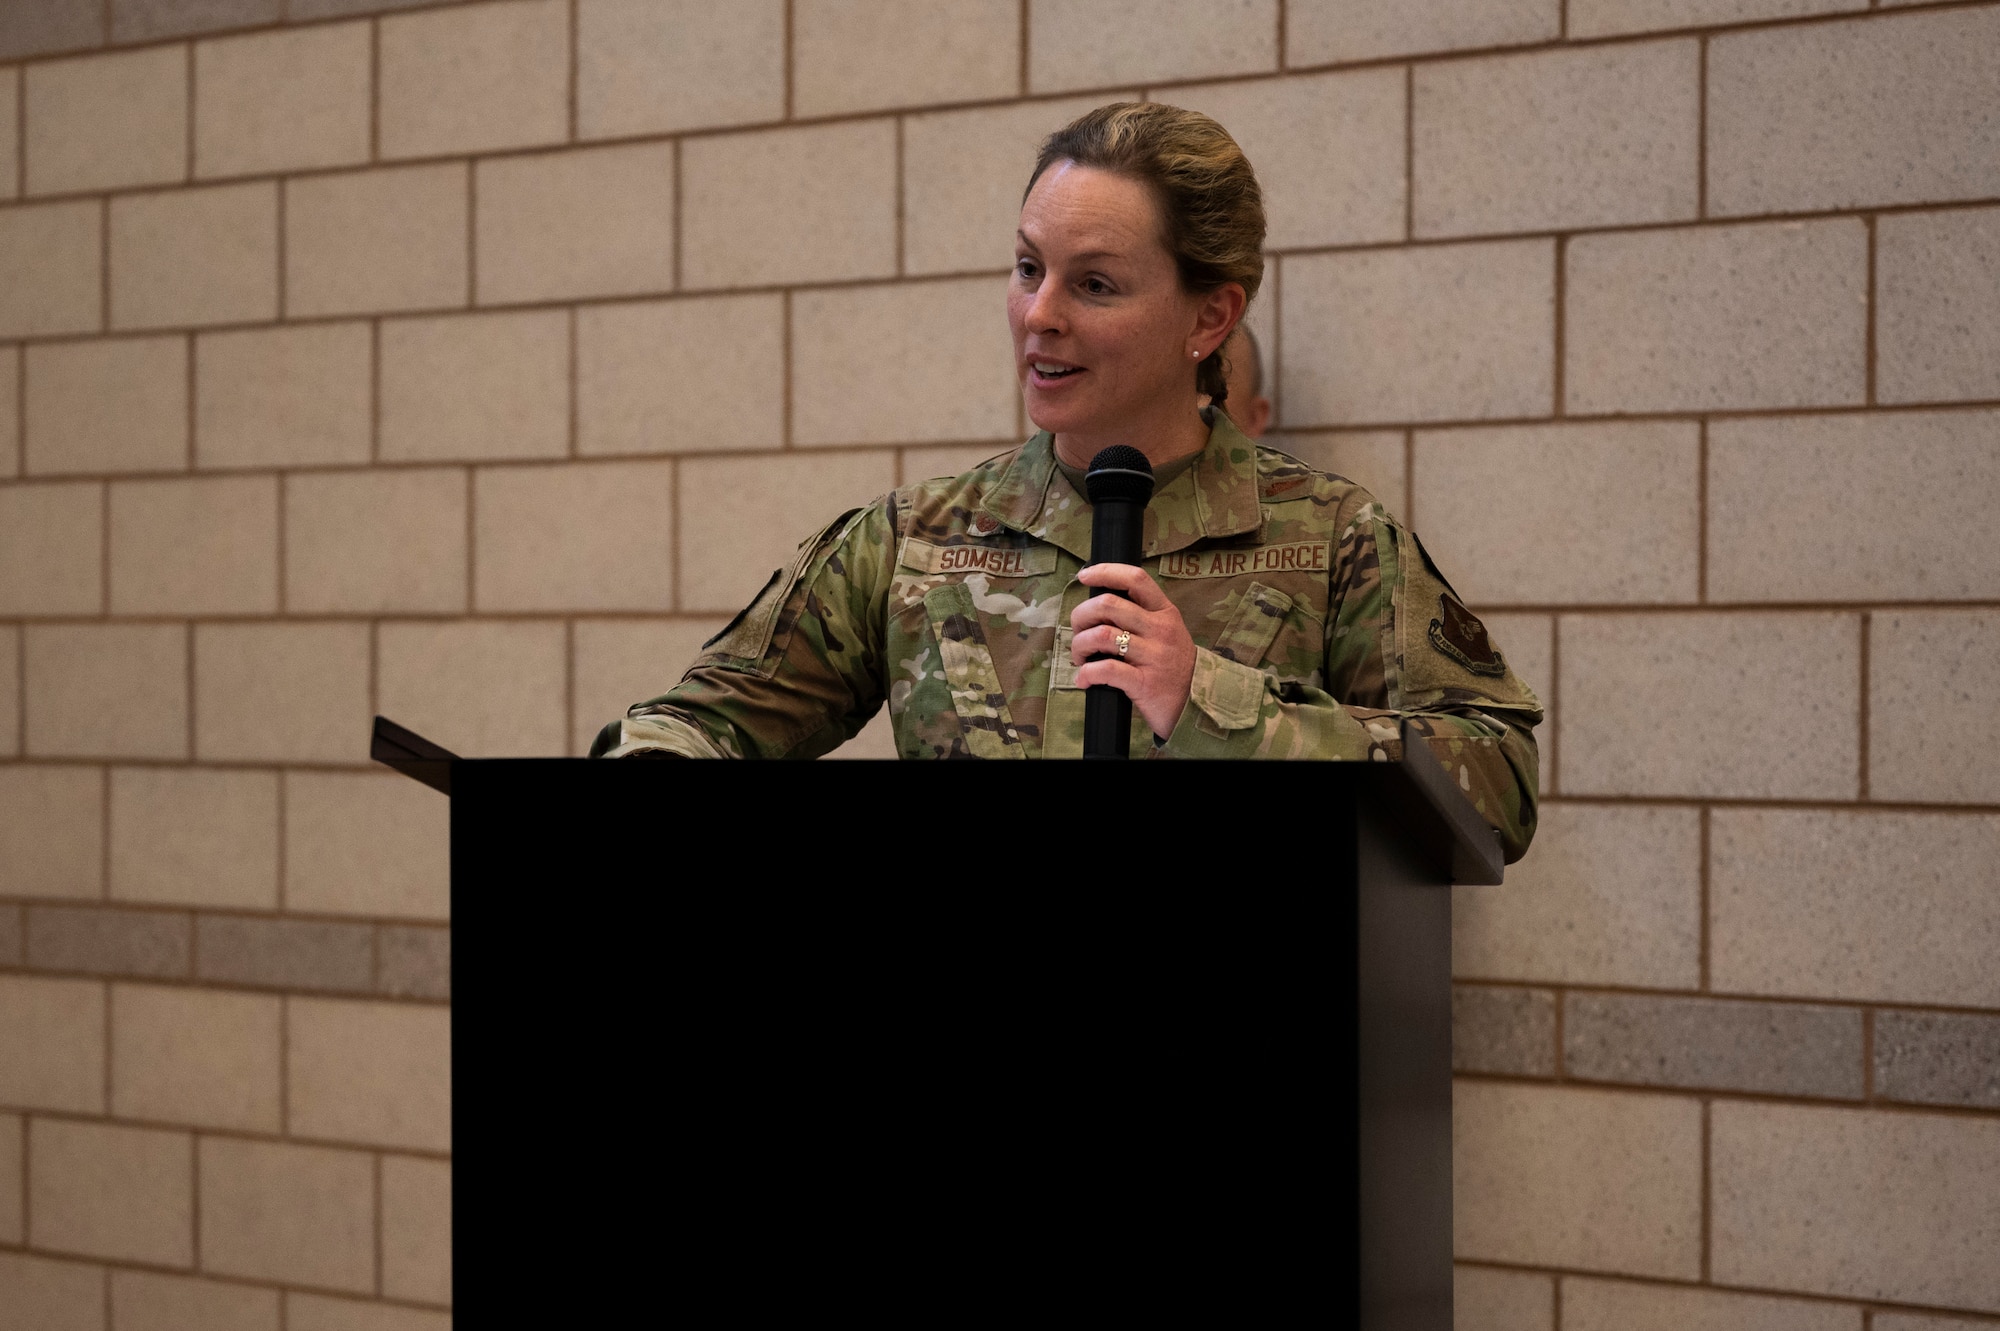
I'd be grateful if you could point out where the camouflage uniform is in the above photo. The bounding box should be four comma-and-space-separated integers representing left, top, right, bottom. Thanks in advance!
592, 413, 1543, 860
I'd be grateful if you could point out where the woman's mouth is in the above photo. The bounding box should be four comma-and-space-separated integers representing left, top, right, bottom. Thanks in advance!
1030, 360, 1084, 385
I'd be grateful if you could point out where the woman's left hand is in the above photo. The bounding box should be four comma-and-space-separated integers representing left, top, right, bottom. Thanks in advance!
1070, 564, 1196, 739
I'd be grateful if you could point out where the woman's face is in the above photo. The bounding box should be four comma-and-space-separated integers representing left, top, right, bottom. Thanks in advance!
1009, 162, 1220, 441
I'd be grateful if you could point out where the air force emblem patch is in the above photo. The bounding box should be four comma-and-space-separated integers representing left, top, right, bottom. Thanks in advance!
1429, 593, 1507, 677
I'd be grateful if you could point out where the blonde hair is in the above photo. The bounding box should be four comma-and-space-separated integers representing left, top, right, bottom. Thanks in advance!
1026, 102, 1266, 404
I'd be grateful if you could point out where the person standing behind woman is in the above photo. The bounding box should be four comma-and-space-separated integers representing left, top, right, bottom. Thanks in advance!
594, 103, 1543, 860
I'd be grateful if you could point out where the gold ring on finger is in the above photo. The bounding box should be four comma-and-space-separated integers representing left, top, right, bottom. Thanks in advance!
1115, 630, 1132, 658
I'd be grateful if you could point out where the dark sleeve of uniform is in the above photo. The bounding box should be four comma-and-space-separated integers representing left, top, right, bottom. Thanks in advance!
588, 501, 895, 760
1155, 496, 1543, 862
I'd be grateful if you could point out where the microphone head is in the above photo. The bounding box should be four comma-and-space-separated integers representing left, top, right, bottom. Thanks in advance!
1085, 445, 1156, 507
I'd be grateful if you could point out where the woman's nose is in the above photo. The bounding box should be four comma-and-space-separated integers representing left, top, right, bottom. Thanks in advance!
1025, 283, 1066, 336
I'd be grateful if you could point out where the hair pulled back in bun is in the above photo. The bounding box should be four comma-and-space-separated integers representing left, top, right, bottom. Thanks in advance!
1027, 102, 1265, 405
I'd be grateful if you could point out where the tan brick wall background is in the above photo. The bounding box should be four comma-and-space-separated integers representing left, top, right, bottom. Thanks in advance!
0, 0, 1996, 1326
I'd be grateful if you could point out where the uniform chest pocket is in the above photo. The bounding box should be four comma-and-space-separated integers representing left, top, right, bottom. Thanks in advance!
921, 582, 1027, 759
1206, 581, 1294, 669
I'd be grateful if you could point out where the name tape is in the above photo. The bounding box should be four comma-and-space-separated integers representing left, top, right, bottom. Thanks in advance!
1159, 541, 1330, 579
899, 537, 1058, 579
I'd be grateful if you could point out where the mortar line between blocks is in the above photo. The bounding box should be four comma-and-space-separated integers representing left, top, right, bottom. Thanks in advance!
1864, 214, 1878, 406
1402, 65, 1414, 242
567, 0, 580, 144
368, 18, 380, 163
1696, 36, 1708, 220
783, 0, 795, 120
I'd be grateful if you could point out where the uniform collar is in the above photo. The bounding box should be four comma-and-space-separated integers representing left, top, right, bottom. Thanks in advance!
982, 413, 1264, 562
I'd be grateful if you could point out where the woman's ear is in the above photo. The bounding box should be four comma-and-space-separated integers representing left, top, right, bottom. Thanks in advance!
1191, 283, 1248, 360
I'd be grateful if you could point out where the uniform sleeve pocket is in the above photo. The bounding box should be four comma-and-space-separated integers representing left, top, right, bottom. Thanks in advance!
700, 507, 866, 676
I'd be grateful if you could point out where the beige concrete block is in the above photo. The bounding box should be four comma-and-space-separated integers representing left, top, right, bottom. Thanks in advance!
110, 182, 278, 330
1288, 0, 1557, 63
379, 0, 566, 158
1712, 809, 2000, 1008
111, 984, 280, 1132
31, 1119, 191, 1266
1170, 70, 1405, 249
1414, 42, 1697, 238
0, 627, 15, 756
794, 0, 1016, 117
381, 1156, 451, 1305
286, 468, 468, 614
377, 620, 566, 757
0, 481, 102, 615
474, 460, 674, 611
681, 120, 896, 289
1278, 431, 1405, 520
0, 1252, 105, 1331
196, 324, 372, 469
1028, 0, 1276, 92
1709, 8, 2000, 217
285, 1297, 451, 1331
1454, 803, 1697, 987
113, 0, 281, 42
0, 200, 101, 338
109, 475, 278, 615
380, 310, 568, 461
903, 442, 1018, 483
793, 278, 1015, 446
1561, 612, 1858, 799
24, 336, 186, 475
111, 1271, 278, 1331
285, 164, 469, 318
0, 1115, 20, 1242
285, 772, 449, 920
197, 1138, 373, 1291
108, 768, 277, 910
0, 975, 104, 1111
1879, 207, 2000, 405
1708, 410, 2000, 602
25, 47, 186, 195
679, 450, 898, 613
1872, 611, 2000, 805
0, 69, 17, 201
1, 348, 17, 474
1713, 1103, 2000, 1310
194, 23, 369, 178
193, 623, 370, 764
25, 624, 188, 759
1282, 241, 1554, 426
1571, 0, 1863, 38
903, 94, 1134, 276
476, 141, 674, 305
578, 0, 781, 137
573, 617, 729, 746
1875, 1319, 1996, 1331
1562, 1276, 1860, 1331
1567, 219, 1865, 414
1455, 1082, 1700, 1278
0, 766, 104, 900
288, 998, 450, 1151
577, 293, 783, 454
1413, 421, 1698, 606
1454, 1265, 1552, 1331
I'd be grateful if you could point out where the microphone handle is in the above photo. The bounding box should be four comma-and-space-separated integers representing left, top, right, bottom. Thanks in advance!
1082, 497, 1146, 759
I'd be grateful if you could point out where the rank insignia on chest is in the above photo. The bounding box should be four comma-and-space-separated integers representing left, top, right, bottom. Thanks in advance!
1429, 593, 1507, 677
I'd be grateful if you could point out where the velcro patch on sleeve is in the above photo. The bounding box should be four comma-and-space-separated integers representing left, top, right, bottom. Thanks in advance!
897, 535, 1056, 579
1159, 541, 1330, 579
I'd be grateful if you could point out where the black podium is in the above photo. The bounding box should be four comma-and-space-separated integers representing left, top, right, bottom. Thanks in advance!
373, 717, 1501, 1327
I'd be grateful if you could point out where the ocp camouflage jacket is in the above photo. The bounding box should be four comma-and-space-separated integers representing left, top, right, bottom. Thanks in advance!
592, 413, 1544, 861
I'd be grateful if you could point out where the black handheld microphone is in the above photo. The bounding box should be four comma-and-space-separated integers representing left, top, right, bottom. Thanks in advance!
1082, 446, 1157, 759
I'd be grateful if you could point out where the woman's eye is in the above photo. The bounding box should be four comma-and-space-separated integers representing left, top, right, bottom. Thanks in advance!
1083, 277, 1111, 295
1016, 259, 1038, 279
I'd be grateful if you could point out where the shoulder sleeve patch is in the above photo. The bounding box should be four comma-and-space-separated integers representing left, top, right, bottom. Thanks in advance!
701, 506, 867, 671
1429, 592, 1507, 677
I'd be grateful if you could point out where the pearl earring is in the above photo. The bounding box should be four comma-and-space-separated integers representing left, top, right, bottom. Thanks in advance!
1192, 349, 1201, 358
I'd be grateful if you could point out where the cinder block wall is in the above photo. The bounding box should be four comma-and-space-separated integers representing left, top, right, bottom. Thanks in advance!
0, 0, 1996, 1326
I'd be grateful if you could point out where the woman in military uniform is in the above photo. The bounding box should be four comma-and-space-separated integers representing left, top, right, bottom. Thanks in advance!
592, 103, 1543, 861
